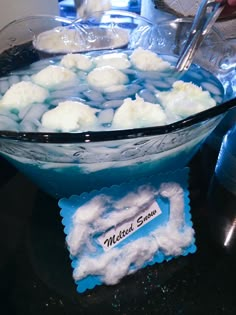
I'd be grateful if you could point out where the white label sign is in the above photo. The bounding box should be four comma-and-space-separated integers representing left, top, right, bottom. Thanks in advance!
97, 201, 162, 251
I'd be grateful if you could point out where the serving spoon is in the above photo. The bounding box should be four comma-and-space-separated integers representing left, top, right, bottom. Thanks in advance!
176, 0, 226, 72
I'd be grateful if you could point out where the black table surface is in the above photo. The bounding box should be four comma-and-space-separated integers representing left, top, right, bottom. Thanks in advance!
1, 147, 236, 315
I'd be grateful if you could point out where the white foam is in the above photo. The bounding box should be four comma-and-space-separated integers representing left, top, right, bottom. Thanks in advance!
94, 52, 131, 70
60, 53, 93, 71
87, 66, 128, 90
112, 95, 167, 129
32, 65, 77, 89
0, 81, 49, 109
158, 80, 216, 117
130, 47, 171, 71
41, 100, 98, 132
0, 49, 221, 133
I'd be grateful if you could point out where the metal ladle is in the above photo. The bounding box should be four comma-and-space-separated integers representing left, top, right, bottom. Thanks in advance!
176, 0, 226, 72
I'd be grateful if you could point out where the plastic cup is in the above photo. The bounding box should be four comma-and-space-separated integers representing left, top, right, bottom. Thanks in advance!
215, 124, 236, 195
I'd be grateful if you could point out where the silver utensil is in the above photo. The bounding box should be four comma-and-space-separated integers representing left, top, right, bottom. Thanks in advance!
176, 0, 226, 72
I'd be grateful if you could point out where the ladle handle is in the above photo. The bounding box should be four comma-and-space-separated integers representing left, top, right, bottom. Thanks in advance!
176, 0, 226, 72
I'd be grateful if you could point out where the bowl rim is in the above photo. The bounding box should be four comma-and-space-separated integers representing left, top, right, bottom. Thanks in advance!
0, 15, 235, 144
0, 10, 154, 34
0, 14, 73, 34
0, 98, 234, 143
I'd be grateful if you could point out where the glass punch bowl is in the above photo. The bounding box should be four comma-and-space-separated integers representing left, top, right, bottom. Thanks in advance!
0, 11, 235, 199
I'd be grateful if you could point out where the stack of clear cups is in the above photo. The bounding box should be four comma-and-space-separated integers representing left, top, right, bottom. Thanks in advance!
207, 124, 236, 253
215, 124, 236, 195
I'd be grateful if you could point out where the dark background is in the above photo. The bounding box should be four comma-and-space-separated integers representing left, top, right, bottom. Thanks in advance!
1, 147, 236, 315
